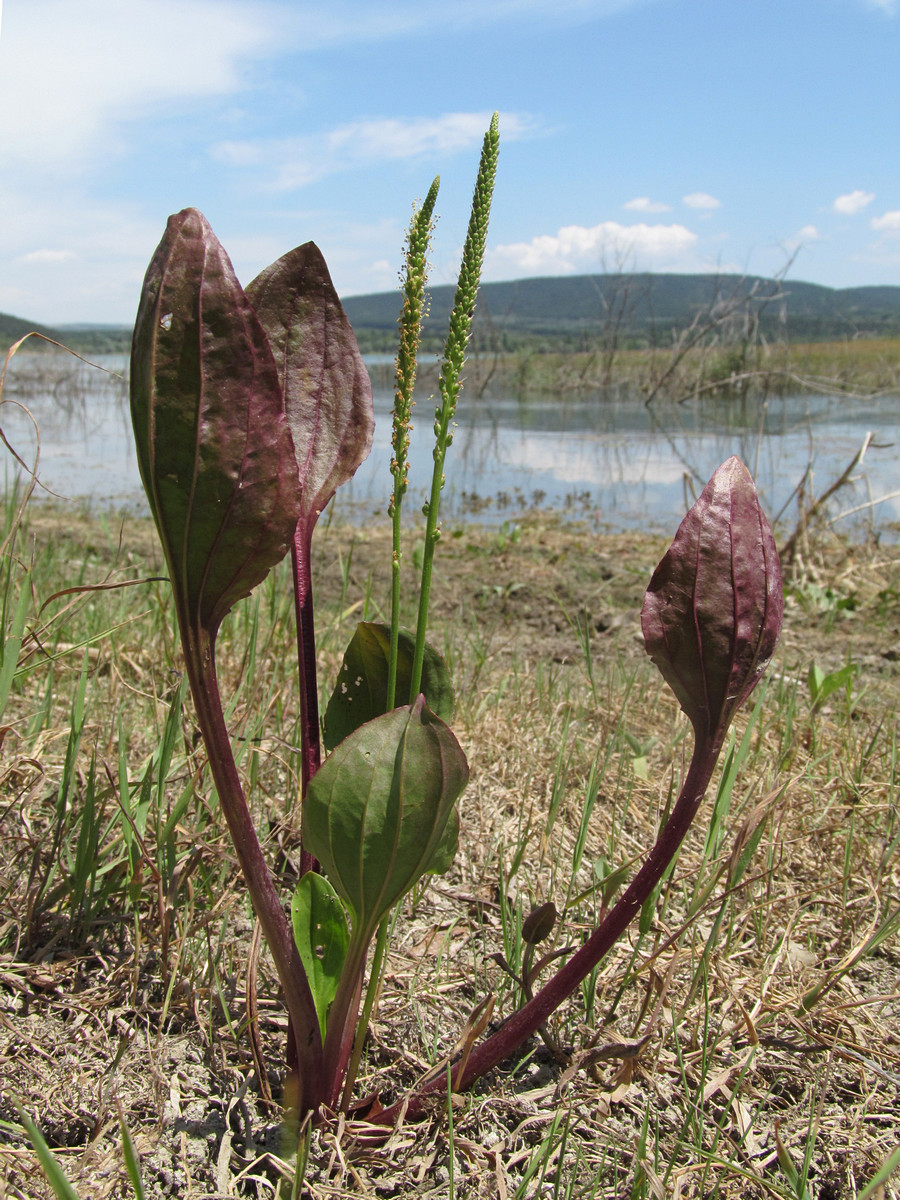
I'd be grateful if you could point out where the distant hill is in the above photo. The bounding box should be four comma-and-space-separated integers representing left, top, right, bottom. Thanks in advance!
0, 311, 61, 350
6, 272, 900, 358
0, 314, 131, 355
343, 273, 900, 352
55, 324, 133, 354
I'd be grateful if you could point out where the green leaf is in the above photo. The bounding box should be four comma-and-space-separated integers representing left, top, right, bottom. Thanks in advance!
774, 1122, 814, 1200
594, 857, 631, 907
807, 663, 825, 702
291, 872, 351, 1040
425, 807, 459, 877
130, 208, 302, 635
807, 661, 855, 708
304, 697, 468, 940
323, 623, 454, 752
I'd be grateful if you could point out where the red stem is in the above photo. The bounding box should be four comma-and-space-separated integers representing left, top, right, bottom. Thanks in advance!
371, 740, 717, 1124
321, 939, 367, 1108
183, 622, 325, 1114
292, 522, 321, 877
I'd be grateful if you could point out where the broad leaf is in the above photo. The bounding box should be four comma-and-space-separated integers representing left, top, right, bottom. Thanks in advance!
323, 622, 454, 752
291, 871, 351, 1040
303, 697, 468, 939
641, 456, 783, 749
807, 661, 855, 710
130, 208, 301, 634
246, 243, 374, 524
425, 807, 459, 877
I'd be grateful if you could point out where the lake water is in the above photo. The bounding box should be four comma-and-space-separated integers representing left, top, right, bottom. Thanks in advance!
2, 352, 899, 539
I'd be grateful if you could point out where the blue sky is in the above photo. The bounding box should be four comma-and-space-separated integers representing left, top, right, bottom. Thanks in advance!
1, 0, 899, 325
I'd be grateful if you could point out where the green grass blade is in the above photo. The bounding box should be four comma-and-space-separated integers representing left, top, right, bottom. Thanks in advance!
0, 569, 30, 714
860, 1144, 900, 1200
13, 1101, 82, 1200
118, 1106, 146, 1200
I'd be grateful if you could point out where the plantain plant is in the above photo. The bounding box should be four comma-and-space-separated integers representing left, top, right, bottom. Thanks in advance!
129, 111, 783, 1130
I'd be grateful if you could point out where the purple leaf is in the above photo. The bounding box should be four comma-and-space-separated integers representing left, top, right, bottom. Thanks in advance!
247, 243, 375, 811
130, 208, 302, 635
246, 243, 374, 525
130, 211, 325, 1104
641, 456, 783, 749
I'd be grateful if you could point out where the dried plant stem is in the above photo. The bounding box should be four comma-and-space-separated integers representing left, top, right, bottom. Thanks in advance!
780, 431, 874, 569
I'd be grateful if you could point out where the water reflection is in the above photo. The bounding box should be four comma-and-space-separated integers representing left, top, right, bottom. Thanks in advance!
1, 354, 136, 508
2, 353, 898, 537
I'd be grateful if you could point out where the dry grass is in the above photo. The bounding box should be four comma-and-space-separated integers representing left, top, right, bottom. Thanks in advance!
0, 510, 898, 1198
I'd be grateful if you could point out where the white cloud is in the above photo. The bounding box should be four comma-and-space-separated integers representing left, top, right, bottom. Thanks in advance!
871, 210, 900, 232
783, 225, 822, 252
683, 192, 721, 211
0, 174, 403, 322
271, 0, 652, 48
486, 220, 698, 277
833, 190, 875, 215
18, 249, 80, 265
624, 197, 671, 213
0, 182, 167, 322
0, 0, 294, 321
0, 0, 277, 170
862, 0, 897, 11
213, 142, 266, 168
0, 0, 646, 176
212, 111, 537, 191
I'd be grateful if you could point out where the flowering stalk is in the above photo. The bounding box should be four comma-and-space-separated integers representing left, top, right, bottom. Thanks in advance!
387, 176, 440, 710
410, 113, 499, 698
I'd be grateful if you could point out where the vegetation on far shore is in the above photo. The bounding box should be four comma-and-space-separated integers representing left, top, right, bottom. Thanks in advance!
0, 314, 133, 357
364, 335, 900, 403
6, 324, 900, 407
6, 266, 900, 401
